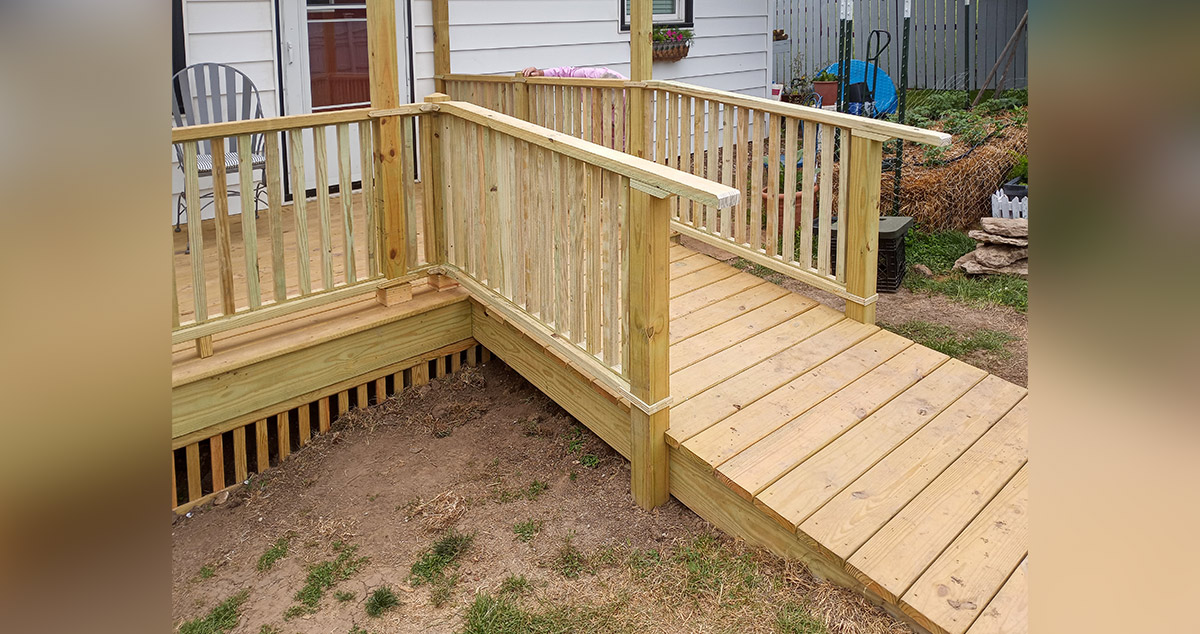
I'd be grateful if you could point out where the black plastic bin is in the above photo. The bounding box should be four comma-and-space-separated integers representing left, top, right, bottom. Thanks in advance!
827, 216, 913, 293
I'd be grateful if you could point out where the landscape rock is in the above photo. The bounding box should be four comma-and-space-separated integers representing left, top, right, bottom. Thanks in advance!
981, 217, 1028, 238
974, 245, 1028, 268
213, 490, 230, 506
969, 230, 1028, 247
912, 263, 934, 278
954, 252, 1028, 278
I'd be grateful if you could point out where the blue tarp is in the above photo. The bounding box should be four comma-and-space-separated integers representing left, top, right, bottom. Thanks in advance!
821, 60, 897, 115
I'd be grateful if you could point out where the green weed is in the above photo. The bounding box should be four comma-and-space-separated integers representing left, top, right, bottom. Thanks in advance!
197, 565, 215, 580
554, 533, 587, 579
364, 587, 399, 617
579, 454, 600, 468
672, 535, 760, 597
410, 531, 474, 587
285, 542, 369, 619
335, 590, 356, 603
512, 519, 543, 543
775, 602, 828, 634
179, 590, 249, 634
495, 480, 549, 503
498, 574, 531, 596
256, 537, 290, 572
884, 321, 1015, 359
461, 593, 621, 634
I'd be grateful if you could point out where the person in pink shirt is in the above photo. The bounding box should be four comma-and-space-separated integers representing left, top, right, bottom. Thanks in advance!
521, 66, 628, 80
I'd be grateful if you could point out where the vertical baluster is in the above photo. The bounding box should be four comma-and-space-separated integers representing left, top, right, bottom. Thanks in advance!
182, 141, 208, 326
210, 137, 238, 315
800, 120, 817, 270
818, 123, 835, 276
749, 110, 766, 252
495, 130, 512, 298
335, 124, 357, 283
442, 115, 458, 267
232, 426, 248, 483
692, 98, 705, 228
706, 100, 720, 231
721, 104, 735, 240
655, 90, 667, 164
601, 88, 613, 148
619, 176, 630, 377
553, 151, 567, 331
276, 411, 290, 460
617, 87, 628, 153
766, 112, 783, 256
265, 131, 287, 301
508, 136, 523, 305
172, 256, 181, 329
401, 117, 418, 269
603, 170, 620, 367
555, 83, 566, 134
571, 157, 586, 344
783, 117, 799, 263
185, 443, 202, 502
514, 139, 528, 307
591, 85, 603, 146
313, 126, 334, 289
255, 419, 269, 473
210, 434, 225, 491
473, 124, 487, 282
538, 146, 552, 322
734, 107, 749, 244
359, 120, 378, 277
287, 128, 312, 295
482, 126, 498, 290
836, 127, 850, 283
236, 134, 261, 309
665, 91, 676, 176
521, 140, 537, 313
587, 164, 602, 355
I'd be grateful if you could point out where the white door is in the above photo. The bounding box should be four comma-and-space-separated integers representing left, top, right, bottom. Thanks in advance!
278, 0, 410, 193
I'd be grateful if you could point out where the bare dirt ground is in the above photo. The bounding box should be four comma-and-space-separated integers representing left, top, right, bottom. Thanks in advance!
680, 236, 1028, 387
173, 362, 912, 634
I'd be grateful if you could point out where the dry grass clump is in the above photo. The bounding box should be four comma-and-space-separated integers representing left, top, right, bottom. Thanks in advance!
881, 114, 1027, 231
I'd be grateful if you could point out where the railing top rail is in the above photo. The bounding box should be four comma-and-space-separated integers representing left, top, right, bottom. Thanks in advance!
439, 73, 630, 88
435, 100, 740, 209
170, 104, 423, 143
646, 80, 951, 146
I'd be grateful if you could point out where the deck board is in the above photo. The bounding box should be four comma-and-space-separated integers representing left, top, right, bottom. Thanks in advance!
660, 245, 1029, 634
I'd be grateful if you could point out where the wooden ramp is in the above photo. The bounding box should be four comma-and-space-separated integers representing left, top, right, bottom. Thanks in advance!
663, 243, 1028, 634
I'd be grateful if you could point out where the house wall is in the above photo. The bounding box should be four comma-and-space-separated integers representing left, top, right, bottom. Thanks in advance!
410, 0, 772, 99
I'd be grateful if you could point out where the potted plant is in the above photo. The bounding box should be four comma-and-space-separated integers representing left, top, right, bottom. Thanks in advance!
811, 70, 839, 108
1002, 152, 1028, 198
652, 26, 694, 62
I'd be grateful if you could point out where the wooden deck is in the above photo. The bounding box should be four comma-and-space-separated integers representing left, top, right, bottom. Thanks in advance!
662, 243, 1028, 634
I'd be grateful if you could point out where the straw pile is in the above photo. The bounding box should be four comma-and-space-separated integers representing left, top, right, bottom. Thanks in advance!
879, 113, 1027, 231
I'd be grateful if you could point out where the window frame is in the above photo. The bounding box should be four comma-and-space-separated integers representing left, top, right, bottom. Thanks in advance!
618, 0, 694, 32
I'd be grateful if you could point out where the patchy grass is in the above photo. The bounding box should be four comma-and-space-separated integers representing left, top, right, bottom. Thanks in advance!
885, 321, 1015, 359
461, 593, 624, 634
256, 536, 290, 572
904, 227, 1028, 312
409, 533, 469, 607
553, 533, 587, 579
775, 602, 828, 634
494, 479, 549, 503
579, 454, 600, 468
179, 590, 249, 634
197, 564, 215, 580
334, 590, 356, 603
285, 542, 369, 619
348, 626, 371, 634
672, 534, 760, 598
498, 574, 531, 596
512, 519, 543, 543
364, 587, 399, 617
257, 626, 281, 634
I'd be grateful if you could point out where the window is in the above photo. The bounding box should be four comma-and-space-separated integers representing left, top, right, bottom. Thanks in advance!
306, 1, 371, 111
619, 0, 693, 31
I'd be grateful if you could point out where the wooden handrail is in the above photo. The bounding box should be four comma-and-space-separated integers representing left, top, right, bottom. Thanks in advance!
647, 80, 951, 146
172, 107, 371, 143
434, 100, 740, 209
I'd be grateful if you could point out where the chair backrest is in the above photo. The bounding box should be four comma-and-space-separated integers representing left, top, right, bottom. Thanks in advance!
172, 63, 265, 164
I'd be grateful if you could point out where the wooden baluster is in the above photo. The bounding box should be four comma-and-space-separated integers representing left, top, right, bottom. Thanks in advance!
655, 90, 667, 165
210, 434, 224, 491
482, 126, 498, 290
232, 426, 248, 483
171, 256, 181, 329
298, 405, 312, 445
627, 186, 671, 510
571, 156, 587, 344
800, 120, 817, 270
619, 176, 630, 376
287, 128, 312, 295
706, 100, 719, 231
553, 151, 567, 331
692, 98, 706, 228
844, 132, 885, 324
587, 164, 602, 355
209, 137, 238, 316
749, 110, 766, 252
186, 443, 202, 502
313, 126, 335, 289
336, 123, 357, 283
276, 411, 291, 460
592, 86, 603, 146
721, 104, 735, 240
818, 124, 835, 276
513, 76, 529, 122
359, 120, 378, 277
601, 88, 613, 149
618, 87, 628, 153
734, 107, 749, 244
836, 128, 850, 283
265, 131, 287, 301
555, 83, 567, 134
182, 141, 209, 356
237, 134, 261, 309
766, 112, 783, 256
783, 117, 799, 263
495, 129, 512, 298
401, 117, 419, 269
472, 124, 486, 282
603, 170, 621, 366
255, 419, 269, 472
538, 146, 553, 324
514, 139, 528, 307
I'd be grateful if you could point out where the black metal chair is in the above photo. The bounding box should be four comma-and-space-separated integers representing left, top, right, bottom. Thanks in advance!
171, 63, 268, 234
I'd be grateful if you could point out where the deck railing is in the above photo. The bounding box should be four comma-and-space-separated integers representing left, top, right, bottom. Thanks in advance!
171, 105, 430, 356
426, 98, 738, 404
440, 73, 950, 323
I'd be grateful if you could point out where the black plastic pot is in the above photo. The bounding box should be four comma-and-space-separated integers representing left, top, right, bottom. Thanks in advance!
1001, 177, 1028, 199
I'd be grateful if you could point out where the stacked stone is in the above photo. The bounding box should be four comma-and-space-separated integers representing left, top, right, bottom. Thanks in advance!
954, 218, 1028, 277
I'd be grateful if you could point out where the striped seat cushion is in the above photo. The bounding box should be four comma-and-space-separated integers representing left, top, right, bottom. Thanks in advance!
196, 151, 266, 173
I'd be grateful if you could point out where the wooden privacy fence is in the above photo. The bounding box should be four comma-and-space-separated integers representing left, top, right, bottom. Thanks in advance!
171, 105, 431, 356
773, 0, 1029, 91
441, 74, 949, 322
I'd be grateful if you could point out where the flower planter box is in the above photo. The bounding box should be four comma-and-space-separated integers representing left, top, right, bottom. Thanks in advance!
653, 41, 690, 62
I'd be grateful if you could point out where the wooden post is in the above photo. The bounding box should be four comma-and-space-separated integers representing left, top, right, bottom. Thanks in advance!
627, 188, 671, 509
628, 0, 652, 160
423, 92, 457, 291
367, 0, 409, 287
432, 0, 451, 93
843, 131, 886, 325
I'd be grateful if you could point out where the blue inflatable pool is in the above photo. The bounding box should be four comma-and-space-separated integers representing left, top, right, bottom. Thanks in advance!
821, 60, 897, 115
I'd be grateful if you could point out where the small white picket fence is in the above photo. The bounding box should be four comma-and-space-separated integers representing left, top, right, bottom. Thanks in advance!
991, 190, 1029, 219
